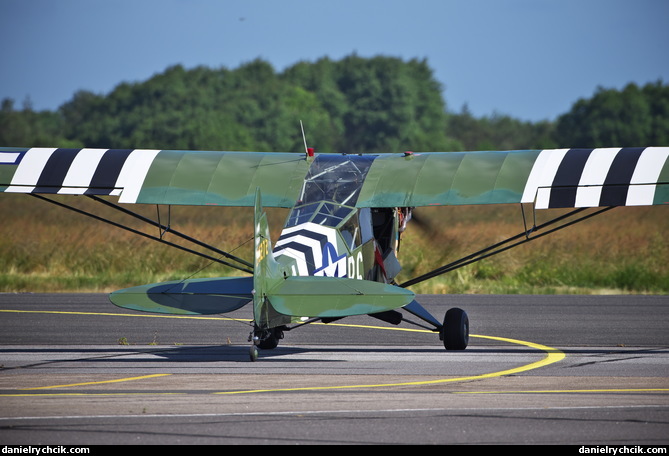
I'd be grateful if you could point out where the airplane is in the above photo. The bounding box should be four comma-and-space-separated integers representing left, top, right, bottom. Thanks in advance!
1, 144, 667, 361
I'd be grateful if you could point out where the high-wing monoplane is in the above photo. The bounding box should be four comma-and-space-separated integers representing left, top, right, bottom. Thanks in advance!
1, 144, 667, 360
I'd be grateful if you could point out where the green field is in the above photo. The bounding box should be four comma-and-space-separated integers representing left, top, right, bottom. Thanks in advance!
1, 194, 667, 295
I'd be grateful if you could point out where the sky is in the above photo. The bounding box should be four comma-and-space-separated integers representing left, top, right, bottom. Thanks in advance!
1, 0, 668, 122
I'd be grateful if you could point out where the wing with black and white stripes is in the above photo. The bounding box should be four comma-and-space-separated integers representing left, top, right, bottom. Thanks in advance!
0, 148, 308, 207
1, 146, 667, 209
355, 147, 669, 209
523, 147, 669, 208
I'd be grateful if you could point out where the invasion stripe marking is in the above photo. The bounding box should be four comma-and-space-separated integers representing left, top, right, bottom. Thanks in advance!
279, 222, 340, 245
274, 247, 312, 276
274, 242, 318, 275
548, 148, 593, 208
522, 148, 569, 207
5, 148, 58, 193
526, 147, 669, 209
599, 147, 644, 207
275, 234, 325, 257
276, 229, 328, 251
274, 235, 328, 274
59, 148, 109, 194
33, 148, 81, 193
275, 223, 346, 276
117, 149, 161, 202
85, 149, 134, 195
574, 148, 621, 207
627, 147, 669, 206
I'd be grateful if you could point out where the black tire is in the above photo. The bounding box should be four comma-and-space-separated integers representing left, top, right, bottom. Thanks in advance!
257, 335, 279, 350
442, 307, 469, 350
257, 327, 283, 350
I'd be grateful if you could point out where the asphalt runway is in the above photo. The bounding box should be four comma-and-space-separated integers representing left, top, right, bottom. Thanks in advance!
0, 293, 667, 445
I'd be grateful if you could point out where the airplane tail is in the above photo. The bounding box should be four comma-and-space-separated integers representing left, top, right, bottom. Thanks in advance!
109, 198, 273, 315
108, 188, 277, 317
111, 189, 415, 321
252, 189, 286, 327
253, 189, 415, 320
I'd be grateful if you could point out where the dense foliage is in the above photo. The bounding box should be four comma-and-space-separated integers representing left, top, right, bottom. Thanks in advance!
1, 55, 668, 152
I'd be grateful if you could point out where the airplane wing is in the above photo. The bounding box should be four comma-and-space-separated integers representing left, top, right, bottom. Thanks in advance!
357, 147, 669, 209
2, 147, 668, 209
0, 148, 309, 207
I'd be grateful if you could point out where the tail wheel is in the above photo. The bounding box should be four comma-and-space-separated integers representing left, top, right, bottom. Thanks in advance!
442, 307, 469, 350
249, 345, 259, 362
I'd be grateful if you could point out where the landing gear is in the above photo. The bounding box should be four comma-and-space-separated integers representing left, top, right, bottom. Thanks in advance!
249, 345, 258, 362
248, 326, 285, 361
441, 307, 469, 350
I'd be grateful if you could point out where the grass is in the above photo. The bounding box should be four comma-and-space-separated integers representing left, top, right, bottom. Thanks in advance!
0, 194, 667, 294
397, 205, 668, 294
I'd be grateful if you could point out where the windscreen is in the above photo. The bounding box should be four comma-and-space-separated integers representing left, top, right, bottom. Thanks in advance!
297, 154, 376, 207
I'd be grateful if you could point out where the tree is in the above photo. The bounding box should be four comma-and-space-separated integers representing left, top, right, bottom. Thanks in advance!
446, 105, 556, 151
331, 55, 452, 153
0, 97, 80, 148
555, 81, 669, 148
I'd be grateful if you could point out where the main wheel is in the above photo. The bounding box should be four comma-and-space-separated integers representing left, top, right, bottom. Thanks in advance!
256, 327, 284, 350
442, 307, 469, 350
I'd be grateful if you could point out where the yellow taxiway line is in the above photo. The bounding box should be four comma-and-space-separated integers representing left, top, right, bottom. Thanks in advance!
11, 309, 664, 397
1, 308, 566, 395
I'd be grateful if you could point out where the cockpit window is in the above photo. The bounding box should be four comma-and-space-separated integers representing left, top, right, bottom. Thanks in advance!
286, 201, 355, 228
283, 154, 377, 251
339, 211, 361, 250
298, 154, 376, 207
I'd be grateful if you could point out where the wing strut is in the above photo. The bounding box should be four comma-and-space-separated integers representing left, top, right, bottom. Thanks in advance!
29, 194, 253, 274
85, 195, 253, 269
399, 206, 615, 288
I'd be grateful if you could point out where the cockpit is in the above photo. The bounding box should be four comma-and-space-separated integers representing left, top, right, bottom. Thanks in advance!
276, 154, 404, 282
285, 201, 373, 252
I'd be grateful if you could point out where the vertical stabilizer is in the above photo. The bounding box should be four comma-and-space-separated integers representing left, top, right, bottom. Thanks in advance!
253, 188, 284, 328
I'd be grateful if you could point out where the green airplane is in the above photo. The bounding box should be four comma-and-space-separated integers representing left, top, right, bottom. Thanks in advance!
1, 146, 668, 361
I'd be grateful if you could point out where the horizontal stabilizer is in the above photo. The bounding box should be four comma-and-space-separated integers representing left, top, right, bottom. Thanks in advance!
110, 276, 253, 315
267, 276, 415, 318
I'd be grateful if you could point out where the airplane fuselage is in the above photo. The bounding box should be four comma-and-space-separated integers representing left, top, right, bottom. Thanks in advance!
271, 154, 408, 285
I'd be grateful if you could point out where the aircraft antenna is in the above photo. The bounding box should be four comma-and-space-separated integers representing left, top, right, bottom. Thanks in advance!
300, 120, 314, 158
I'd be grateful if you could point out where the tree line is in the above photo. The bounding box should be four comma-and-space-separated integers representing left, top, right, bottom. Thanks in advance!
1, 55, 667, 152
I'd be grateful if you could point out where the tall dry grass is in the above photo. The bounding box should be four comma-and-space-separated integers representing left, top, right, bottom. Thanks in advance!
0, 194, 667, 294
397, 205, 668, 294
